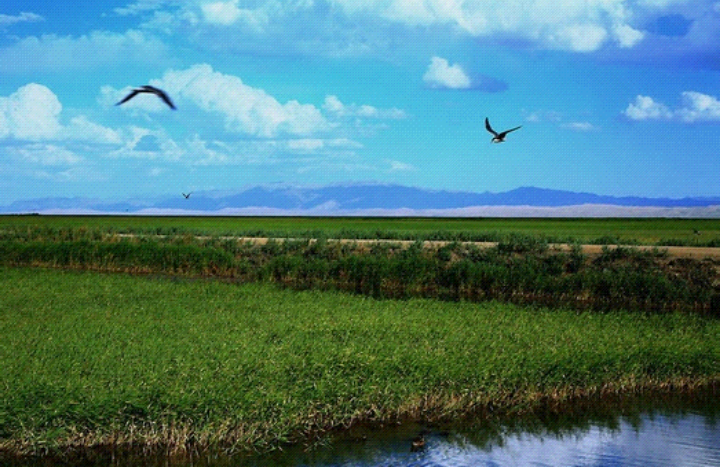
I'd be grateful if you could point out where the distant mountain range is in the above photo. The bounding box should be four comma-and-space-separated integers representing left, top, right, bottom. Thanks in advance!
4, 185, 720, 217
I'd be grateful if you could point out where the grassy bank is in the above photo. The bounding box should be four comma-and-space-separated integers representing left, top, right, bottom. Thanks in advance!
1, 267, 719, 457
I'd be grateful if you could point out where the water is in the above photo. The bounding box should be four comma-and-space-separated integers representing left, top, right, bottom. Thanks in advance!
6, 392, 719, 466
257, 410, 720, 467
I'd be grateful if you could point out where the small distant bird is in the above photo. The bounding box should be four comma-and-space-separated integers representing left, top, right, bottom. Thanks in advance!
116, 85, 176, 109
693, 229, 701, 236
182, 192, 192, 199
485, 117, 521, 143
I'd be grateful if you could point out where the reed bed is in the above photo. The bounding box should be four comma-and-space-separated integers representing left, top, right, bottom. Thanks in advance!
1, 267, 719, 457
0, 228, 718, 314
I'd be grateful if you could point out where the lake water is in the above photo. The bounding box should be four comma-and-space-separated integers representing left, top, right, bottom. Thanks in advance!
7, 391, 719, 466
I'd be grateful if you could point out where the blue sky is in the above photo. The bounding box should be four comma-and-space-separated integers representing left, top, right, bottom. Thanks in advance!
2, 0, 720, 205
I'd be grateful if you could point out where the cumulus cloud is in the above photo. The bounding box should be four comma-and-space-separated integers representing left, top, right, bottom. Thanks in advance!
423, 56, 472, 89
166, 64, 329, 137
0, 83, 121, 144
102, 64, 329, 137
624, 92, 720, 122
624, 95, 674, 120
0, 84, 62, 140
422, 56, 507, 92
98, 65, 402, 165
676, 91, 720, 122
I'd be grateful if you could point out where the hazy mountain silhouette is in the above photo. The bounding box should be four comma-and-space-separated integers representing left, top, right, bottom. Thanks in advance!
3, 184, 720, 214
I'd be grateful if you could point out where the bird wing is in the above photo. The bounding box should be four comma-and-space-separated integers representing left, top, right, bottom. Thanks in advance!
155, 90, 176, 110
115, 89, 141, 106
144, 86, 176, 109
498, 125, 522, 137
485, 118, 498, 136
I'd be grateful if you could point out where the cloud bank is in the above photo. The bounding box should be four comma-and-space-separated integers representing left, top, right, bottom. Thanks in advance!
102, 0, 720, 63
624, 91, 720, 122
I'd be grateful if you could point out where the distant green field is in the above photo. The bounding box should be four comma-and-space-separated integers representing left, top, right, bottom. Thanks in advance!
2, 215, 720, 245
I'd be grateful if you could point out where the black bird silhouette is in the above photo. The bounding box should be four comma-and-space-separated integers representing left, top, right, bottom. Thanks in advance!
182, 192, 192, 199
485, 117, 521, 143
116, 85, 176, 109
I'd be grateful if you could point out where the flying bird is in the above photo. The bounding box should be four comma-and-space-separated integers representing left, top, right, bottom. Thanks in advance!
485, 117, 521, 143
116, 85, 176, 110
182, 192, 192, 199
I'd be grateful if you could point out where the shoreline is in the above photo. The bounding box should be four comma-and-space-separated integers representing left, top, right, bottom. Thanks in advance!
2, 378, 718, 461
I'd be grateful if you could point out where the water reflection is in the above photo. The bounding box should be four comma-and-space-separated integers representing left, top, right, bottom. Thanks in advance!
6, 390, 719, 466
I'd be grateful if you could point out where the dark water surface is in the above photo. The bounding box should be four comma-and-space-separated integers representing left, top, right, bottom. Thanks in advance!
6, 390, 719, 467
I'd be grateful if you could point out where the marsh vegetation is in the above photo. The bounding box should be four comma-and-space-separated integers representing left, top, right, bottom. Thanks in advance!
1, 216, 719, 459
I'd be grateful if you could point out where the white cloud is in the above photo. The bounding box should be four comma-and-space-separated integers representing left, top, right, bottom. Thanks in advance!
323, 95, 407, 119
200, 0, 270, 28
158, 64, 328, 137
0, 11, 44, 26
107, 0, 720, 62
676, 91, 720, 122
332, 0, 654, 52
119, 0, 669, 55
286, 138, 325, 152
0, 83, 62, 140
201, 0, 242, 25
103, 64, 334, 137
563, 121, 598, 131
0, 83, 122, 147
65, 116, 123, 144
323, 95, 345, 114
423, 56, 471, 89
11, 144, 83, 166
624, 92, 720, 122
549, 23, 609, 52
623, 95, 673, 120
0, 30, 169, 72
613, 23, 645, 48
102, 0, 720, 66
114, 0, 169, 16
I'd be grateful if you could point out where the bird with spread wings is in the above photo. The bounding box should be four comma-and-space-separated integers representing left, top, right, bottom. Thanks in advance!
116, 85, 176, 110
485, 118, 521, 143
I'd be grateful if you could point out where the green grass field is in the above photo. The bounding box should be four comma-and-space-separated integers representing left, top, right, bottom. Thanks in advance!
1, 266, 719, 456
2, 216, 720, 458
2, 215, 720, 245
